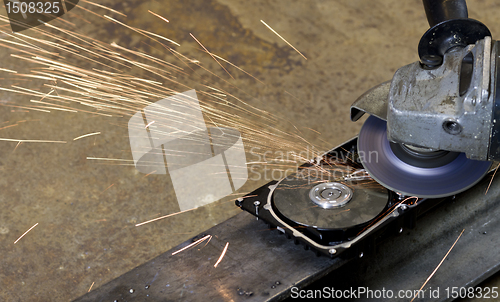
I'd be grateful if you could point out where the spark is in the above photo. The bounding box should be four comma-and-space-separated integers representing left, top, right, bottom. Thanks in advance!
0, 68, 16, 73
199, 235, 213, 250
68, 10, 92, 25
145, 121, 155, 129
171, 234, 211, 255
86, 157, 134, 161
0, 5, 329, 196
14, 223, 39, 244
88, 281, 95, 292
284, 90, 300, 101
13, 141, 22, 152
135, 207, 198, 227
411, 229, 465, 302
0, 138, 66, 144
60, 0, 67, 13
104, 15, 180, 46
73, 132, 101, 141
214, 242, 229, 268
260, 20, 307, 60
136, 28, 181, 47
485, 162, 500, 195
0, 124, 18, 131
80, 0, 127, 17
100, 183, 114, 194
189, 33, 234, 79
148, 10, 169, 23
38, 89, 55, 102
141, 170, 157, 178
209, 53, 265, 84
305, 127, 321, 135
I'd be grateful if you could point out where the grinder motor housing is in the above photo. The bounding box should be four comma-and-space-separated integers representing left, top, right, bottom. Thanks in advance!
352, 0, 500, 161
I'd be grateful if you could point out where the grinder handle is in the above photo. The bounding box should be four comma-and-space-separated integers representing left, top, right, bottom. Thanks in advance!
422, 0, 468, 27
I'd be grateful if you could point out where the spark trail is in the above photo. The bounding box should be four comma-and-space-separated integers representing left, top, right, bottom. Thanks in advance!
0, 5, 333, 184
0, 1, 360, 232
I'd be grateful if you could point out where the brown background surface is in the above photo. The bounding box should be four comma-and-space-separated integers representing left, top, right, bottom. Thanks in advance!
0, 0, 499, 301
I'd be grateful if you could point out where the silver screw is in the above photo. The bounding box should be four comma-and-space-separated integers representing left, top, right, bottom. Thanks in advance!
254, 201, 260, 218
329, 248, 337, 255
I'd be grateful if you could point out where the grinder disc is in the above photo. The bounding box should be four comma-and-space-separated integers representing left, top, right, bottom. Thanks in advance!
358, 115, 491, 198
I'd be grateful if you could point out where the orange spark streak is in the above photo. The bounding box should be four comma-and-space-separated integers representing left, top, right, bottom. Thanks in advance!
73, 132, 101, 141
260, 20, 307, 60
210, 53, 265, 85
0, 124, 18, 131
67, 11, 92, 25
142, 170, 157, 178
199, 235, 213, 250
86, 157, 134, 161
171, 234, 211, 256
104, 15, 180, 47
0, 68, 16, 73
411, 229, 465, 302
148, 10, 169, 23
88, 281, 95, 292
101, 183, 114, 194
485, 162, 500, 195
189, 33, 234, 79
60, 0, 68, 13
305, 127, 321, 135
145, 121, 155, 129
135, 208, 198, 227
81, 0, 127, 17
13, 141, 22, 152
38, 89, 54, 102
14, 223, 39, 244
0, 137, 66, 144
284, 90, 300, 101
214, 242, 229, 268
50, 14, 76, 27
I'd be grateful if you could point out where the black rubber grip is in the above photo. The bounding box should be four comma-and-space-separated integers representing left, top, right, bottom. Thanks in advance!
423, 0, 468, 27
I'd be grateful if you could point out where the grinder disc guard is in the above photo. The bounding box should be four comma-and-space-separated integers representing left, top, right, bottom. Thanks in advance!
358, 115, 491, 198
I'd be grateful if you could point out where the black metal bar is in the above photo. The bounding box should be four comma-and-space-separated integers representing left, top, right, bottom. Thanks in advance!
422, 0, 468, 27
72, 211, 347, 302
